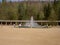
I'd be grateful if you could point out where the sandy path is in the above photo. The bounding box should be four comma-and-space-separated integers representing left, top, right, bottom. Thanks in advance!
0, 25, 60, 45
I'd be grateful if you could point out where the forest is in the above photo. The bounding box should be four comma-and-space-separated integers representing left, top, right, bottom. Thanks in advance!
0, 0, 60, 21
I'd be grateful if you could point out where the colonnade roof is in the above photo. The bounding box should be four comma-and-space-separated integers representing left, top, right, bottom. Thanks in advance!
0, 20, 60, 22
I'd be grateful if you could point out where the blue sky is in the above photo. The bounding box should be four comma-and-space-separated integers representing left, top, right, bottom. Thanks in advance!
0, 0, 2, 2
0, 0, 54, 2
0, 0, 24, 2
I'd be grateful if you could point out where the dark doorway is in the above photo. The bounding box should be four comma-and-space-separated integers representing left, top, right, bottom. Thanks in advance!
58, 22, 60, 25
2, 22, 6, 25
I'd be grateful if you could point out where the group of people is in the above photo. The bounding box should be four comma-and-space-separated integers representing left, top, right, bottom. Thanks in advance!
13, 23, 22, 27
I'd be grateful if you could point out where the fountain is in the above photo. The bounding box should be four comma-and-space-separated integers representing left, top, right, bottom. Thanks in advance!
24, 16, 40, 28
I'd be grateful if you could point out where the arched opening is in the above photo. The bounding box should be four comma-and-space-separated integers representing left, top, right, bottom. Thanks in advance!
2, 22, 6, 25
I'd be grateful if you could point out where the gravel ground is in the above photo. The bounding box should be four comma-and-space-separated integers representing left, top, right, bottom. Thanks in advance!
0, 25, 60, 45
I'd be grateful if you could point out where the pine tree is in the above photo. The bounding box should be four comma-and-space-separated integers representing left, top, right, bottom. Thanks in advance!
1, 0, 8, 20
52, 0, 59, 20
57, 0, 60, 20
44, 3, 51, 20
7, 0, 18, 20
